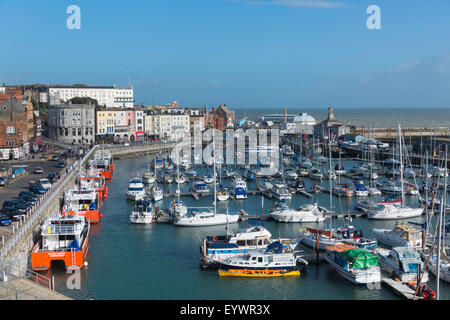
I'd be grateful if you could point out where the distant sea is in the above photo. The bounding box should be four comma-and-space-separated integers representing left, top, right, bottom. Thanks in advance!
234, 107, 450, 128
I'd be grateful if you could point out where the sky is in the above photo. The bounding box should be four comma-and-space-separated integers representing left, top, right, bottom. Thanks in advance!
0, 0, 449, 109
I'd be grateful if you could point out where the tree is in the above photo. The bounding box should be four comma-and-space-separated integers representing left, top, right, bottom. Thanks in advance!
68, 96, 99, 107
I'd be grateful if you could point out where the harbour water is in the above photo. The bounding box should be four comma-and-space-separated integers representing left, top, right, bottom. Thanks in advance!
45, 155, 450, 300
236, 107, 450, 128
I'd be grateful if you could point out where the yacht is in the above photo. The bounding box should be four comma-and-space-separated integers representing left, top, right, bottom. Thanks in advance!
332, 184, 354, 197
193, 181, 210, 194
175, 174, 187, 184
427, 257, 450, 283
300, 228, 344, 251
366, 201, 423, 220
270, 182, 291, 201
270, 202, 326, 223
368, 187, 382, 196
143, 171, 156, 185
257, 179, 273, 192
284, 169, 298, 180
130, 200, 154, 224
380, 181, 402, 194
169, 199, 188, 218
232, 177, 248, 199
375, 247, 428, 282
174, 208, 239, 227
217, 188, 230, 201
200, 224, 298, 267
334, 164, 346, 175
354, 181, 369, 197
151, 185, 164, 202
309, 168, 323, 180
288, 180, 305, 192
218, 242, 302, 277
363, 171, 379, 180
316, 156, 328, 164
185, 169, 198, 177
299, 158, 313, 169
298, 168, 309, 177
324, 244, 381, 285
126, 178, 146, 201
203, 175, 214, 184
372, 224, 423, 248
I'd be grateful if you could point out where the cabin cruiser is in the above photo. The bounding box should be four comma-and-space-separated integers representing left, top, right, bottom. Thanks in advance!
218, 242, 302, 277
284, 169, 298, 180
245, 169, 257, 181
151, 185, 164, 202
355, 199, 378, 213
368, 187, 382, 196
334, 164, 346, 175
203, 175, 214, 184
366, 201, 423, 220
173, 208, 239, 227
143, 171, 156, 184
257, 179, 273, 192
331, 225, 378, 250
309, 168, 323, 180
193, 181, 210, 194
372, 224, 423, 248
169, 199, 188, 218
163, 174, 174, 184
332, 184, 354, 197
130, 200, 154, 224
232, 177, 247, 199
300, 228, 344, 251
403, 182, 419, 195
126, 178, 146, 201
200, 224, 298, 267
374, 247, 428, 282
217, 188, 230, 201
381, 181, 402, 194
223, 167, 235, 178
354, 181, 369, 197
288, 179, 305, 192
270, 182, 291, 201
324, 244, 381, 285
270, 202, 326, 223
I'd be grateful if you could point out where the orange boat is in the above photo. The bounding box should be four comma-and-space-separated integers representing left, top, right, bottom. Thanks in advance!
31, 215, 89, 271
62, 187, 101, 223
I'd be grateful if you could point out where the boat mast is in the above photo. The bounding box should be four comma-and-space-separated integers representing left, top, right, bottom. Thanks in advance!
213, 133, 217, 216
328, 129, 333, 216
398, 123, 405, 208
436, 145, 447, 300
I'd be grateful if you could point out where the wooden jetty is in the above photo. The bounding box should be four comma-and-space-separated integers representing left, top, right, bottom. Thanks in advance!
380, 274, 423, 300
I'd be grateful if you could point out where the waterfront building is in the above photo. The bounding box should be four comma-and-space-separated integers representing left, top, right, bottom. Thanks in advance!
215, 104, 235, 129
96, 108, 117, 137
48, 84, 134, 108
0, 86, 23, 103
314, 106, 354, 139
134, 108, 145, 141
0, 96, 33, 159
48, 102, 95, 145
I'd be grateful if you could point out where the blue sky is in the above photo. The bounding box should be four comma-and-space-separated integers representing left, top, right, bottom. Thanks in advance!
0, 0, 449, 109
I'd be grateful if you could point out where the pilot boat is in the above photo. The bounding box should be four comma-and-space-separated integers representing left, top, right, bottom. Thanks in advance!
62, 186, 101, 223
200, 223, 298, 267
31, 215, 89, 271
218, 241, 302, 277
372, 224, 424, 248
130, 200, 154, 224
324, 244, 381, 284
126, 178, 146, 201
374, 247, 428, 283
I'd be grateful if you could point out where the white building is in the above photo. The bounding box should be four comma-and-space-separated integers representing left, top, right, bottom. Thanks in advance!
48, 85, 134, 108
150, 113, 190, 141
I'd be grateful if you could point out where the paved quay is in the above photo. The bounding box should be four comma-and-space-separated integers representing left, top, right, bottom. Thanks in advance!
0, 278, 72, 300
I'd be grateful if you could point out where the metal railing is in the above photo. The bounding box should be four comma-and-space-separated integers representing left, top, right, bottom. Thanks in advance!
0, 145, 98, 259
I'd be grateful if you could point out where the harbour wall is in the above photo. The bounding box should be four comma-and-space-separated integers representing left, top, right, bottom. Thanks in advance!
106, 142, 177, 158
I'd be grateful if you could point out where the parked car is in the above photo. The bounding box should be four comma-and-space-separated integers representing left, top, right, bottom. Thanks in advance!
58, 161, 66, 168
0, 207, 25, 221
47, 173, 57, 183
19, 191, 38, 199
8, 200, 30, 212
2, 200, 17, 209
29, 184, 46, 194
39, 178, 52, 190
34, 167, 44, 174
0, 177, 9, 186
20, 195, 38, 204
50, 155, 59, 161
0, 213, 11, 226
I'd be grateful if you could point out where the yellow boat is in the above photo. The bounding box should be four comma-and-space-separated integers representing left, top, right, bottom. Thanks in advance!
218, 268, 300, 277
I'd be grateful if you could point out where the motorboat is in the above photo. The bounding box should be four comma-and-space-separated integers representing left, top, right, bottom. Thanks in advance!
288, 179, 305, 192
355, 199, 378, 213
270, 182, 291, 201
232, 177, 247, 199
324, 169, 337, 180
245, 169, 257, 181
143, 171, 156, 185
334, 164, 346, 175
175, 174, 187, 184
374, 247, 428, 282
316, 155, 328, 164
403, 182, 419, 195
126, 178, 146, 201
372, 224, 424, 248
185, 169, 198, 177
298, 168, 309, 177
381, 181, 402, 194
257, 179, 273, 192
331, 225, 378, 250
130, 200, 154, 224
354, 181, 369, 197
309, 168, 323, 180
193, 181, 210, 194
203, 175, 214, 184
31, 215, 89, 271
299, 158, 313, 169
363, 171, 379, 180
169, 199, 188, 218
217, 188, 230, 201
218, 242, 302, 277
173, 208, 239, 227
270, 202, 326, 223
281, 145, 295, 156
163, 174, 174, 184
300, 228, 344, 251
200, 223, 298, 267
366, 201, 423, 220
368, 187, 382, 196
427, 257, 450, 283
324, 244, 381, 285
332, 184, 354, 197
284, 169, 298, 180
151, 185, 164, 202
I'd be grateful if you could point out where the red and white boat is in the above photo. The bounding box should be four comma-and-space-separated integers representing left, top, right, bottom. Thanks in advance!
62, 186, 102, 223
31, 215, 90, 271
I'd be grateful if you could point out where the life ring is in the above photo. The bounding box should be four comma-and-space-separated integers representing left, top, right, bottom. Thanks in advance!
213, 235, 218, 242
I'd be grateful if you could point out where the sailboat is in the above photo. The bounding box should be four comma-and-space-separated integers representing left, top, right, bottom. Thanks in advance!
143, 151, 156, 185
366, 124, 423, 220
169, 159, 187, 218
174, 137, 239, 227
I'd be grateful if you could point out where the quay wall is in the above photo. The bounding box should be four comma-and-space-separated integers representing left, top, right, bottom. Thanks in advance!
354, 127, 450, 139
106, 142, 177, 158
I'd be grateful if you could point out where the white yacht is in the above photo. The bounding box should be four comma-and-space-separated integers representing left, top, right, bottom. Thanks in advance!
174, 208, 239, 227
366, 202, 423, 220
151, 185, 164, 202
130, 200, 154, 224
217, 188, 230, 201
232, 177, 247, 199
126, 178, 146, 201
270, 202, 326, 223
169, 199, 188, 218
203, 175, 214, 184
175, 174, 187, 184
193, 181, 210, 194
270, 182, 291, 201
354, 181, 369, 197
309, 168, 323, 180
143, 171, 156, 185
